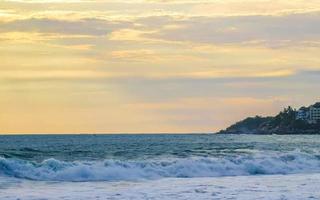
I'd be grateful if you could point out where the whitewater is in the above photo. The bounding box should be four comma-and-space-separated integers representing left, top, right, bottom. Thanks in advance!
1, 134, 320, 199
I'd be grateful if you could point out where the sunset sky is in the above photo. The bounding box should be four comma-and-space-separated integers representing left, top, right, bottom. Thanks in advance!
1, 0, 320, 133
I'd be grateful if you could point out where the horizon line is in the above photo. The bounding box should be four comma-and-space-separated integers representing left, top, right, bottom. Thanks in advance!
0, 132, 215, 135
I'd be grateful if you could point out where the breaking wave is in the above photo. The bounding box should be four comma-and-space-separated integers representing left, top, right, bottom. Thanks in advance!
1, 151, 320, 182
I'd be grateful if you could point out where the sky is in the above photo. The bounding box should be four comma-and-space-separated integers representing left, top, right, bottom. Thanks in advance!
0, 0, 320, 134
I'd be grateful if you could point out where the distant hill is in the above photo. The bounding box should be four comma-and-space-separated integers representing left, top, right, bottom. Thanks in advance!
218, 105, 320, 135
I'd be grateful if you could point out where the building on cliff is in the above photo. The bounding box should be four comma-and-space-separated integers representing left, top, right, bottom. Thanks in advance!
309, 103, 320, 124
296, 102, 320, 124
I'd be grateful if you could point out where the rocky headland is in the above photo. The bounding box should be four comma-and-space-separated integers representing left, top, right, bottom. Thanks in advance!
218, 103, 320, 135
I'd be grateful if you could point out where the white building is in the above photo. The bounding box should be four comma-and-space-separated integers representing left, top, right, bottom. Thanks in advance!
309, 103, 320, 123
295, 103, 320, 124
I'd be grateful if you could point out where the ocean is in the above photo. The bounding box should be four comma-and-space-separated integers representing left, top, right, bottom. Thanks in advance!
0, 134, 320, 199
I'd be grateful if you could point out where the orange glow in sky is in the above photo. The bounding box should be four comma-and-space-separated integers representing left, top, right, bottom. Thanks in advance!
0, 0, 320, 133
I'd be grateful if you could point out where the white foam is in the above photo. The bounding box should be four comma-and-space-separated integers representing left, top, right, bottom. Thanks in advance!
1, 150, 320, 181
1, 173, 320, 200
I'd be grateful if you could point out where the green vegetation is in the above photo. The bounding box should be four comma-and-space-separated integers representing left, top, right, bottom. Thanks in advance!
226, 116, 272, 131
268, 106, 296, 127
219, 106, 320, 134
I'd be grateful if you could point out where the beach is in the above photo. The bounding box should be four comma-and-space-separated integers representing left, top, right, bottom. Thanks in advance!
1, 173, 320, 199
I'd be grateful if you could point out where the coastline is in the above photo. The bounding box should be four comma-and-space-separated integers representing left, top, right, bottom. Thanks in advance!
2, 173, 320, 200
217, 104, 320, 135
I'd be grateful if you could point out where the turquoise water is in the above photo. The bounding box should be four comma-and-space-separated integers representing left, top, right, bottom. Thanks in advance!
0, 134, 320, 181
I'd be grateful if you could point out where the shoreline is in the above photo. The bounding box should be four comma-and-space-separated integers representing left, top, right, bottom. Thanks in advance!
1, 173, 320, 200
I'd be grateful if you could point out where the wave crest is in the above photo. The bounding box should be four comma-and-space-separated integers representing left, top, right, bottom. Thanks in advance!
0, 151, 320, 182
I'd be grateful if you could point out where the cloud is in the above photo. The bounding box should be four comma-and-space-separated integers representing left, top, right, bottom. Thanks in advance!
108, 49, 158, 62
1, 0, 320, 133
0, 70, 114, 81
2, 7, 320, 49
2, 0, 92, 3
0, 18, 132, 36
142, 12, 320, 47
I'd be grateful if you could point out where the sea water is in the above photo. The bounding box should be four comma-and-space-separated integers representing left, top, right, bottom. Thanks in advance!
0, 134, 320, 199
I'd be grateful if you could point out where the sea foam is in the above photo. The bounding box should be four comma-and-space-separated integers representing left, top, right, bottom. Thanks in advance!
0, 150, 320, 182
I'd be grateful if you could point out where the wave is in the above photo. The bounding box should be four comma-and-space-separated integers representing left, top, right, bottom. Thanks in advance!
0, 151, 320, 182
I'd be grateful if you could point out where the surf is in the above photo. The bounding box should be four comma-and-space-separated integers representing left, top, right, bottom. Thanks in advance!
1, 150, 320, 182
